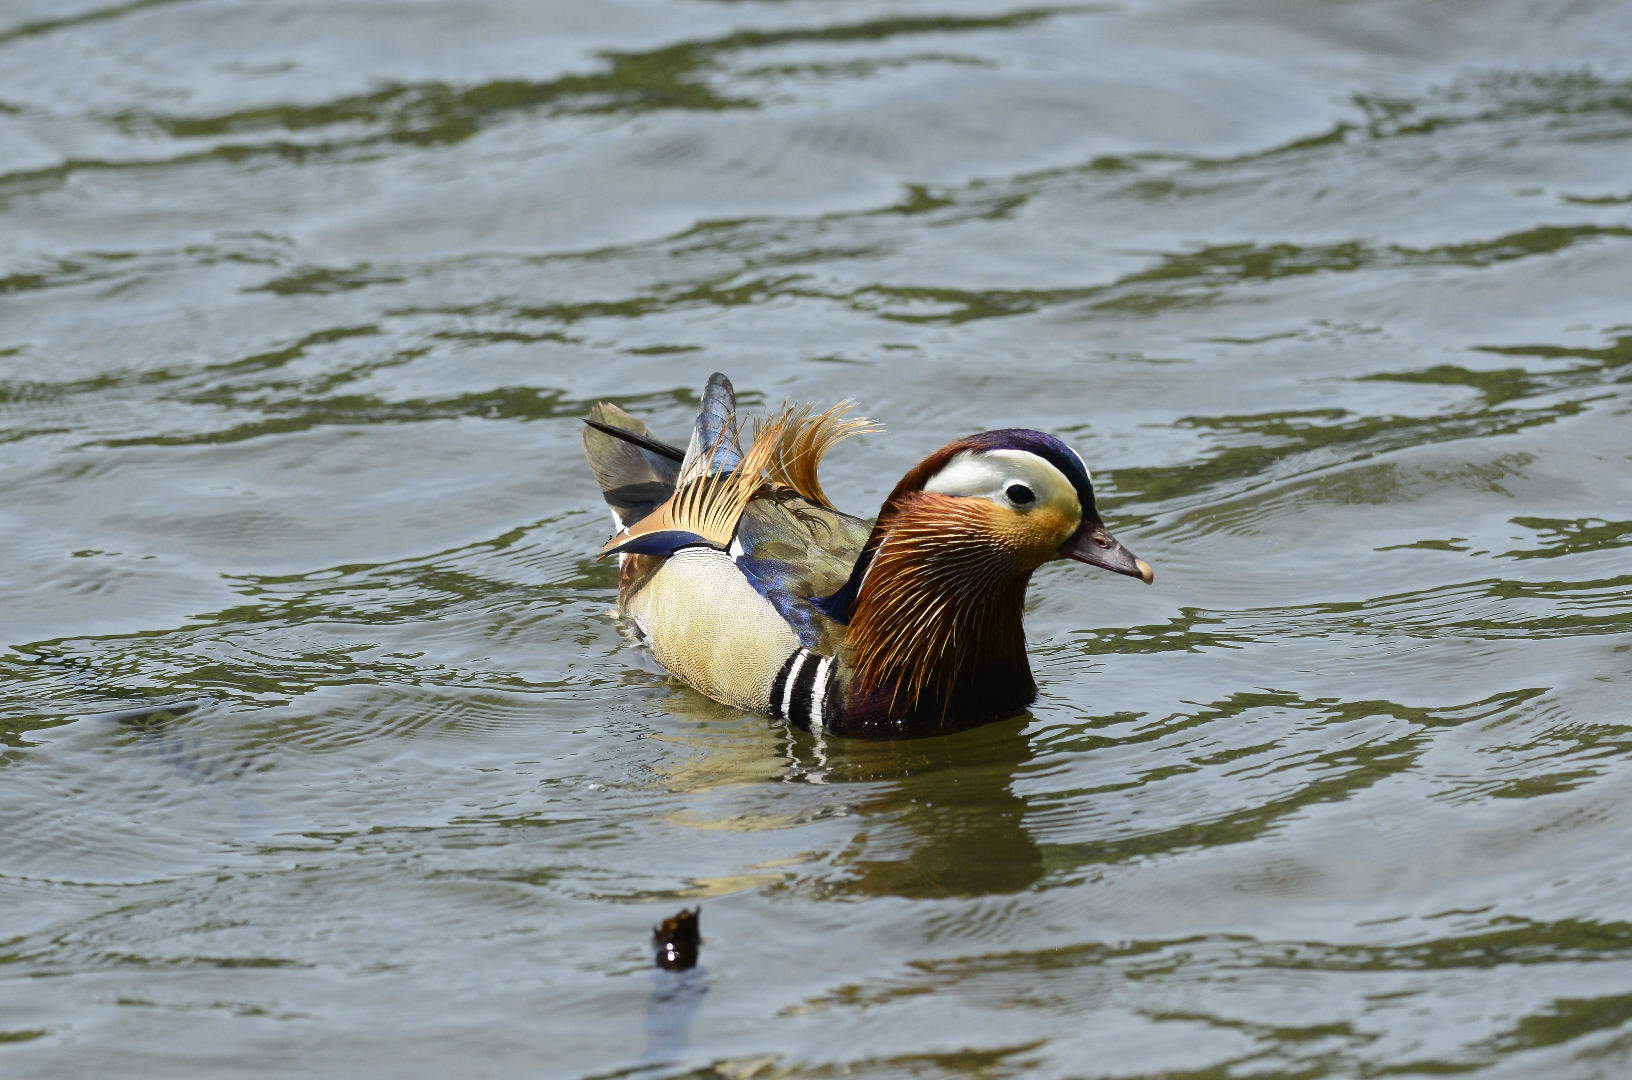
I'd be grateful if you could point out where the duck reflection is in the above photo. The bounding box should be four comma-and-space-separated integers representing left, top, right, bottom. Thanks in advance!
809, 716, 1045, 898
650, 684, 1045, 899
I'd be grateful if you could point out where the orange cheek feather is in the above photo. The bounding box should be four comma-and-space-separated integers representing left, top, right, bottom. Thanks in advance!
971, 500, 1080, 570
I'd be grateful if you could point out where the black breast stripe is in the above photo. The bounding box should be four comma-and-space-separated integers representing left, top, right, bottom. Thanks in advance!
768, 649, 833, 730
787, 652, 821, 730
768, 650, 804, 722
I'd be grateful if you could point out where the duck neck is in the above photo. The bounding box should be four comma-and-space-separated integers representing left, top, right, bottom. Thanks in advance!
837, 492, 1039, 732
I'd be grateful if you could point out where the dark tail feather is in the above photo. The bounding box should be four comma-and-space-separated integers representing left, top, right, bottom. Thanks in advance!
583, 418, 684, 462
582, 403, 680, 529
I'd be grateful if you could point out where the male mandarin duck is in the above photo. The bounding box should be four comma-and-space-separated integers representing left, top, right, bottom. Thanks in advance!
582, 374, 1152, 739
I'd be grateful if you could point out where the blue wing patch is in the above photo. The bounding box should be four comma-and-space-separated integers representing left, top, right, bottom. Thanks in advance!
603, 530, 716, 558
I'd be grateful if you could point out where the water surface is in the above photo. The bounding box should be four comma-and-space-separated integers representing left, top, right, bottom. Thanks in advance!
3, 1, 1632, 1076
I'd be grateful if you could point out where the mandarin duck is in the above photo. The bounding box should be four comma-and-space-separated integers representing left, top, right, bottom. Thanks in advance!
582, 374, 1152, 739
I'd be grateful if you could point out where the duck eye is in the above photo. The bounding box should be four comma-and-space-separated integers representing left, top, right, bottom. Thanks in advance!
1005, 484, 1035, 506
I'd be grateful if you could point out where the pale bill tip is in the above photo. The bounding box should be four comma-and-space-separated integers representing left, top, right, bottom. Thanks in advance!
1135, 559, 1155, 585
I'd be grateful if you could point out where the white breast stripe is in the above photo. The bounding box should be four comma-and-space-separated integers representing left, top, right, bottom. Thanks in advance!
610, 515, 630, 570
780, 650, 808, 722
808, 656, 832, 732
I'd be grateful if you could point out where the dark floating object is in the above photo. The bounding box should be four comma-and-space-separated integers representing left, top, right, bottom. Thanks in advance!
643, 907, 706, 1059
653, 907, 700, 971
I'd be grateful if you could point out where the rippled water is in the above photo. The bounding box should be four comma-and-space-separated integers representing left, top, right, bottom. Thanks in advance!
3, 0, 1632, 1076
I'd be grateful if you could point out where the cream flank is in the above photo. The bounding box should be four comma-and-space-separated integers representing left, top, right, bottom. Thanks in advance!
619, 546, 799, 712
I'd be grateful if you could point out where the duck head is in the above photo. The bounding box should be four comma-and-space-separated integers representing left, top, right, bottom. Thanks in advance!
820, 428, 1152, 733
817, 428, 1151, 626
916, 428, 1153, 584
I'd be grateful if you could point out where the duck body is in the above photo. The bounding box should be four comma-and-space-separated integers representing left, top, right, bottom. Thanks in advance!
583, 374, 1151, 739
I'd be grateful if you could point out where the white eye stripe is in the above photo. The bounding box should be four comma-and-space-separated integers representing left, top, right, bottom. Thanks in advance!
922, 452, 1011, 499
922, 449, 1080, 513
